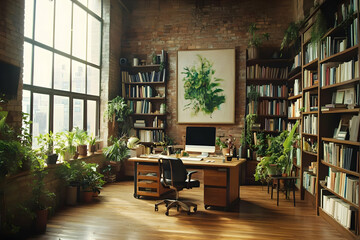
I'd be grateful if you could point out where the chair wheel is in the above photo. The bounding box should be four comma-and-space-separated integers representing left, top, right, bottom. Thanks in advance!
155, 206, 158, 211
165, 211, 169, 216
193, 207, 197, 213
204, 205, 208, 210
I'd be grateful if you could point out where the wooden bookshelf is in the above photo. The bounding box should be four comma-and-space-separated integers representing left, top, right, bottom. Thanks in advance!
321, 160, 360, 177
321, 78, 360, 90
288, 94, 302, 100
322, 138, 360, 147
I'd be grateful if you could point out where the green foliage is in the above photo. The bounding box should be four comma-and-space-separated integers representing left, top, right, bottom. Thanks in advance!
280, 20, 304, 51
311, 10, 327, 44
215, 137, 228, 150
247, 85, 259, 102
73, 127, 89, 145
248, 23, 270, 48
36, 131, 55, 155
255, 132, 268, 157
88, 135, 97, 146
104, 96, 132, 136
127, 136, 140, 149
103, 137, 129, 162
182, 55, 225, 117
245, 114, 257, 150
57, 160, 83, 185
78, 161, 105, 192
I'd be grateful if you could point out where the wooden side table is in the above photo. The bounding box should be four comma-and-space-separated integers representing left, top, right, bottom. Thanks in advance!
270, 176, 298, 206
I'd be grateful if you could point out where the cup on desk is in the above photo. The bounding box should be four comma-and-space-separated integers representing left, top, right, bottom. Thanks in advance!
226, 155, 232, 161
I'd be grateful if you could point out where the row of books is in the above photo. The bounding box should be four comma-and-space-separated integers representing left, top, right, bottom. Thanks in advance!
293, 79, 301, 96
258, 100, 287, 116
246, 65, 289, 79
303, 171, 316, 195
288, 98, 302, 118
323, 142, 358, 172
333, 114, 360, 142
304, 42, 318, 65
128, 100, 152, 114
321, 192, 356, 230
152, 116, 164, 128
292, 52, 301, 70
303, 69, 318, 88
326, 168, 359, 205
246, 84, 288, 98
264, 118, 286, 132
139, 130, 164, 143
287, 121, 301, 132
134, 119, 146, 128
304, 92, 318, 112
303, 114, 318, 135
320, 59, 359, 87
247, 100, 258, 115
320, 17, 358, 60
126, 85, 155, 98
122, 70, 165, 83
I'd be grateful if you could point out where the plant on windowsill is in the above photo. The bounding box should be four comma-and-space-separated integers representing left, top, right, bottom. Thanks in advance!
36, 131, 58, 165
88, 135, 97, 154
54, 130, 78, 161
74, 127, 89, 157
247, 23, 270, 59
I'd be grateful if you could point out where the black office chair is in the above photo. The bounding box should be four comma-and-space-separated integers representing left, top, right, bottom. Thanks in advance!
154, 157, 200, 216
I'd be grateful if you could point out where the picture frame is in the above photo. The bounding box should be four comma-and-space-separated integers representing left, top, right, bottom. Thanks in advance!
343, 87, 355, 105
177, 49, 235, 124
335, 90, 345, 104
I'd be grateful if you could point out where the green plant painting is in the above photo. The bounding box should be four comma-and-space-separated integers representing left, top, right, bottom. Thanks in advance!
182, 55, 225, 117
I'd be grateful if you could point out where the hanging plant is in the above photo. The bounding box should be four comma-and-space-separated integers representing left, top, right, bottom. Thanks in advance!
311, 10, 328, 44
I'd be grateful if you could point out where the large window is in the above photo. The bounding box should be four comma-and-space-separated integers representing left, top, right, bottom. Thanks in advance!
23, 0, 102, 141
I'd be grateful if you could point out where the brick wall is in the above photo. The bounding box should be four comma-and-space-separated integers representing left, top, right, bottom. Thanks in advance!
121, 0, 295, 146
0, 0, 24, 130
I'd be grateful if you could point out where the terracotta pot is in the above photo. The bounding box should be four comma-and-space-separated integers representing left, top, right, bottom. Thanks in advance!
35, 209, 48, 233
222, 148, 230, 156
77, 145, 88, 157
89, 145, 96, 153
82, 191, 93, 203
66, 185, 77, 206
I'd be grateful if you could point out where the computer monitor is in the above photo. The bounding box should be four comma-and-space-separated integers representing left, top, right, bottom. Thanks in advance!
185, 126, 216, 157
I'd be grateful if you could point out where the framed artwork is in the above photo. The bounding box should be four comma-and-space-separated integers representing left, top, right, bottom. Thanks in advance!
177, 49, 235, 124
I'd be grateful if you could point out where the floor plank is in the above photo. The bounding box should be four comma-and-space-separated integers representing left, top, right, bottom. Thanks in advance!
29, 181, 346, 240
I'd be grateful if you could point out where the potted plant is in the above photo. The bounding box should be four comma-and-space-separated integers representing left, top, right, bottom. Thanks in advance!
255, 132, 268, 159
245, 114, 257, 159
74, 127, 89, 157
247, 23, 270, 59
36, 131, 58, 165
104, 96, 133, 137
88, 135, 97, 154
103, 137, 129, 173
57, 160, 83, 205
127, 136, 141, 157
280, 20, 304, 54
216, 135, 235, 156
55, 130, 78, 161
79, 161, 104, 202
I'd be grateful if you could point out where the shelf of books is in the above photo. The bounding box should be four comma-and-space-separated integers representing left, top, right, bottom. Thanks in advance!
121, 51, 168, 144
314, 0, 360, 238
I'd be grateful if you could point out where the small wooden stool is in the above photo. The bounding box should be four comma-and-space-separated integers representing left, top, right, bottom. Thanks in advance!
270, 176, 297, 206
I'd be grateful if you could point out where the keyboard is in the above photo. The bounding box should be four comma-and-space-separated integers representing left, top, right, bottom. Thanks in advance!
180, 157, 203, 161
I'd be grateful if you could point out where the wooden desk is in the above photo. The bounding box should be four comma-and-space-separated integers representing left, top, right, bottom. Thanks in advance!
128, 156, 245, 210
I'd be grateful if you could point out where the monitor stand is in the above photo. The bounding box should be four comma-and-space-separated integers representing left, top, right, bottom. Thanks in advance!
197, 152, 209, 158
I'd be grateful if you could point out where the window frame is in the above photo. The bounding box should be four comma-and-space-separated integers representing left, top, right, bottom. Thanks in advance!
23, 0, 103, 138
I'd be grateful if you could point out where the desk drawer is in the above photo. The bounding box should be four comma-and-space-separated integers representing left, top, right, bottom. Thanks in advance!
204, 187, 226, 207
204, 169, 227, 187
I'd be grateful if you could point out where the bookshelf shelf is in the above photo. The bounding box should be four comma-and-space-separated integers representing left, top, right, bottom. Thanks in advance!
124, 82, 165, 86
322, 138, 360, 147
321, 78, 360, 90
303, 59, 318, 69
304, 169, 317, 176
321, 108, 360, 114
246, 58, 291, 65
133, 127, 165, 130
288, 94, 302, 100
257, 114, 287, 118
288, 66, 302, 79
246, 78, 288, 83
319, 182, 359, 209
131, 113, 166, 117
321, 160, 360, 177
319, 45, 359, 64
288, 117, 301, 120
303, 85, 319, 91
302, 133, 318, 138
256, 96, 288, 100
302, 111, 318, 115
126, 97, 165, 101
302, 150, 318, 157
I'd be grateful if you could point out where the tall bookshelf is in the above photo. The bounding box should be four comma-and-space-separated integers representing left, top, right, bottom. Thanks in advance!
120, 59, 167, 145
298, 0, 360, 238
245, 51, 291, 184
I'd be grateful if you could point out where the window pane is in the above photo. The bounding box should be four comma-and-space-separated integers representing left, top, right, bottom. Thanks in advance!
72, 5, 86, 59
87, 65, 99, 95
33, 93, 49, 146
22, 90, 31, 116
78, 0, 87, 6
54, 54, 70, 91
55, 0, 72, 54
87, 15, 101, 65
35, 0, 54, 46
88, 0, 102, 16
87, 100, 96, 136
24, 0, 34, 38
33, 46, 52, 88
73, 99, 84, 129
23, 42, 32, 85
72, 60, 85, 93
54, 95, 69, 133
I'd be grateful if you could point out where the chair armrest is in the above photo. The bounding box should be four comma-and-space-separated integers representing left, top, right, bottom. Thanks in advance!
187, 171, 198, 188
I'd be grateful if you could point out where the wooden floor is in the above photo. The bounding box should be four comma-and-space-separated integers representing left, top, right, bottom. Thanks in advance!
29, 181, 346, 240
